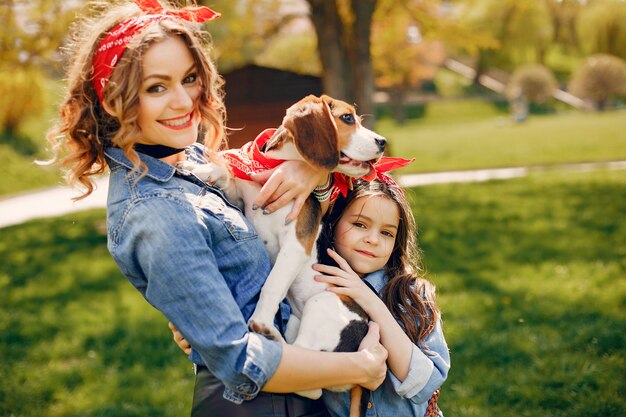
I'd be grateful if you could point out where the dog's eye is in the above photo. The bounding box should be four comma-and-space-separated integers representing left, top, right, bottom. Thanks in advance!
340, 114, 356, 125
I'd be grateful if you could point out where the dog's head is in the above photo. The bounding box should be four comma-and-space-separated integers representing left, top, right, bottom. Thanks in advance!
263, 95, 386, 178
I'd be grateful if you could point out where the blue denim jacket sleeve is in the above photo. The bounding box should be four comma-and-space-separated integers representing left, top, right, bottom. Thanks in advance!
104, 147, 283, 404
388, 319, 450, 404
109, 196, 282, 402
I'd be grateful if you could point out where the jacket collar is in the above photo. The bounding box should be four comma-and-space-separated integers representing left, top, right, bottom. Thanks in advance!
104, 146, 176, 182
363, 269, 386, 294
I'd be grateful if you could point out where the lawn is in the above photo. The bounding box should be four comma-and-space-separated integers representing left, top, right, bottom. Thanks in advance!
379, 103, 626, 174
2, 168, 624, 417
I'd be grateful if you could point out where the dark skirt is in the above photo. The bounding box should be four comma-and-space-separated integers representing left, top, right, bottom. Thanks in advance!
192, 366, 330, 417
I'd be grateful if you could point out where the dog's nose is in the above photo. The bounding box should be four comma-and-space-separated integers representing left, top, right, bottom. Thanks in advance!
375, 137, 386, 153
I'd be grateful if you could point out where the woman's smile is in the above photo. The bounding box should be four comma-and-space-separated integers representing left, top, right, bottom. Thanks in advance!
159, 111, 194, 130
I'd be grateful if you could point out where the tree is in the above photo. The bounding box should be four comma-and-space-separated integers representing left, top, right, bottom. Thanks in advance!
568, 53, 626, 110
506, 64, 558, 104
576, 0, 626, 60
306, 0, 378, 125
459, 0, 553, 85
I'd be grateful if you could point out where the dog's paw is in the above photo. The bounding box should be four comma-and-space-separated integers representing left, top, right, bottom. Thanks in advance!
248, 319, 283, 343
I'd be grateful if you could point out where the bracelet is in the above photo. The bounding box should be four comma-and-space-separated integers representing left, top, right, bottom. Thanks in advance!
313, 174, 334, 202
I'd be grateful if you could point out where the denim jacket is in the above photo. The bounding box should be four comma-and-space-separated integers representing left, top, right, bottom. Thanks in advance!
322, 269, 450, 417
104, 144, 285, 404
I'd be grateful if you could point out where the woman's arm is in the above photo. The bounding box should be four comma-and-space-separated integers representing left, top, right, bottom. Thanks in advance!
265, 321, 388, 392
169, 320, 388, 392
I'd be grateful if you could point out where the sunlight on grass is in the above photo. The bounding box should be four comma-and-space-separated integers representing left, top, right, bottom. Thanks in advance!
1, 169, 624, 417
380, 108, 626, 173
409, 169, 625, 417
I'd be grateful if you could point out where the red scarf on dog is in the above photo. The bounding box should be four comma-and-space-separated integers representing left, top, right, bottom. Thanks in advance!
220, 129, 414, 201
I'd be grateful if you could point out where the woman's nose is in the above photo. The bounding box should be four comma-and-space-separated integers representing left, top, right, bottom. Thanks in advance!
170, 84, 193, 109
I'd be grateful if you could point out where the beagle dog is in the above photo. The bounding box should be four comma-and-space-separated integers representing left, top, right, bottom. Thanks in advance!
184, 95, 385, 409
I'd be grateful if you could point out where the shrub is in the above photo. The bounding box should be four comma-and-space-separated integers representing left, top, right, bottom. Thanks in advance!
506, 64, 558, 104
0, 65, 46, 135
568, 54, 626, 110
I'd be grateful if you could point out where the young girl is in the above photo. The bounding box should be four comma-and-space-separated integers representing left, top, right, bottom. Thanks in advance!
47, 1, 387, 416
173, 177, 450, 417
315, 178, 450, 417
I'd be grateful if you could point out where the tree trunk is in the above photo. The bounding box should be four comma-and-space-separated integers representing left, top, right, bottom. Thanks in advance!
306, 0, 378, 127
349, 0, 377, 127
307, 0, 350, 100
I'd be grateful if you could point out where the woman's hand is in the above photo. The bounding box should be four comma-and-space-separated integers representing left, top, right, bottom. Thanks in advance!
313, 249, 383, 316
168, 321, 191, 356
249, 161, 329, 223
356, 322, 388, 390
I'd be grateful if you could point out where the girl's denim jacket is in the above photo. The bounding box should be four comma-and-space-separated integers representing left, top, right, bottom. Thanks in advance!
104, 145, 286, 404
322, 269, 450, 417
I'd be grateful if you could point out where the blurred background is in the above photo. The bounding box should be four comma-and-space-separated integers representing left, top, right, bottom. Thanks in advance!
1, 1, 625, 416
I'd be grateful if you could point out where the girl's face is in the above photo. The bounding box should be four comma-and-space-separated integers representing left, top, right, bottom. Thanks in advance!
136, 35, 202, 149
333, 195, 400, 277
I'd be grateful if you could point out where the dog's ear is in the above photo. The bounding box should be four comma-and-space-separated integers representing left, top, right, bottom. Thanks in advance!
282, 95, 340, 170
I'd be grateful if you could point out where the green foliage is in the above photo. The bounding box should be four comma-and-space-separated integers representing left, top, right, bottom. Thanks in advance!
460, 0, 553, 70
506, 64, 558, 103
254, 33, 321, 76
577, 0, 626, 60
0, 66, 47, 135
568, 54, 626, 109
2, 170, 625, 416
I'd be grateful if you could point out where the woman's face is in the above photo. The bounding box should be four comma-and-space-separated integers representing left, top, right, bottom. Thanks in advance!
333, 195, 400, 277
136, 35, 202, 148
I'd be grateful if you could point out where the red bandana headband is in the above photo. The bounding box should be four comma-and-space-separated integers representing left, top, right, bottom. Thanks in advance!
92, 0, 220, 104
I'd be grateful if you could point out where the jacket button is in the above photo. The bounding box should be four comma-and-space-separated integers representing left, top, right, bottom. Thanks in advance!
367, 402, 372, 409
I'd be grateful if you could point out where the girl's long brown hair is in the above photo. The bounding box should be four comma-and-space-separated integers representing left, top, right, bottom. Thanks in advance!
46, 1, 226, 199
319, 179, 440, 347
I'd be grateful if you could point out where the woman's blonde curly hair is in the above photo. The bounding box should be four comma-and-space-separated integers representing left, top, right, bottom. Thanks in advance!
47, 1, 226, 199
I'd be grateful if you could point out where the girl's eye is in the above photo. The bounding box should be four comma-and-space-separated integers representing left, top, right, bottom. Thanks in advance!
183, 73, 198, 84
147, 84, 166, 94
382, 230, 395, 238
353, 222, 366, 229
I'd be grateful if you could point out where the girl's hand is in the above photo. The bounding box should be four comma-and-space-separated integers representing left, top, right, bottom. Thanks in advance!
249, 161, 329, 223
313, 248, 382, 314
168, 321, 192, 356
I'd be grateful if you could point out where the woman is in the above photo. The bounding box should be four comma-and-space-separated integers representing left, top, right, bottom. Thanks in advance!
47, 1, 388, 416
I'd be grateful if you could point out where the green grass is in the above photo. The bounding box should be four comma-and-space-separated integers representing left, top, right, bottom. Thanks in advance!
2, 168, 624, 416
379, 105, 626, 174
409, 169, 626, 417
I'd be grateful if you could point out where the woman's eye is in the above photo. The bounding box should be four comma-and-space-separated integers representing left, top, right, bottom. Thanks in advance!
340, 113, 355, 125
183, 73, 198, 84
147, 84, 166, 94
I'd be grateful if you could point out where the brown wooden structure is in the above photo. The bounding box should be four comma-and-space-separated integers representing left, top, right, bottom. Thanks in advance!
222, 65, 322, 148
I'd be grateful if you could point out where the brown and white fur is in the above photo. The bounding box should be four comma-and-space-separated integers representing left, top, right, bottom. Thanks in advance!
183, 95, 386, 415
